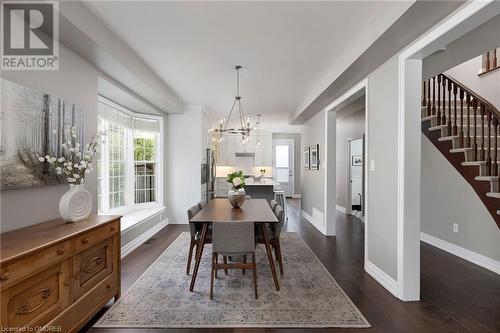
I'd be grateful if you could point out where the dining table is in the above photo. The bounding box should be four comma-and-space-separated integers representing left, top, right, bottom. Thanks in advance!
189, 198, 280, 292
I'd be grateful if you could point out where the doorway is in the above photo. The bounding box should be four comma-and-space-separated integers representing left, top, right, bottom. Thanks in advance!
273, 139, 294, 197
347, 137, 364, 220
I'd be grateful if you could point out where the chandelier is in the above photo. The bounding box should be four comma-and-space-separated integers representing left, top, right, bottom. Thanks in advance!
211, 65, 256, 144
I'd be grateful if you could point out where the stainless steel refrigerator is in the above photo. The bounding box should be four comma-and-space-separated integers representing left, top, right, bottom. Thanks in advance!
201, 148, 215, 203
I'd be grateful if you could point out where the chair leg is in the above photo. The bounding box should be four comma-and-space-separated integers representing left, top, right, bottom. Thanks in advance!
223, 256, 228, 275
275, 238, 284, 275
252, 252, 258, 299
186, 240, 196, 275
210, 252, 216, 300
214, 253, 218, 278
242, 254, 247, 275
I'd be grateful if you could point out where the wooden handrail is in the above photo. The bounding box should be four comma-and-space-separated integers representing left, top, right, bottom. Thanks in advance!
423, 73, 500, 177
442, 73, 500, 121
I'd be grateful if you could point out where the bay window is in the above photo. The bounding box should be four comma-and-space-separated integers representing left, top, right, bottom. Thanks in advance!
97, 97, 163, 214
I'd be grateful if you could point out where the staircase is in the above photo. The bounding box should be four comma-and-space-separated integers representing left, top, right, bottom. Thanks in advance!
421, 73, 500, 228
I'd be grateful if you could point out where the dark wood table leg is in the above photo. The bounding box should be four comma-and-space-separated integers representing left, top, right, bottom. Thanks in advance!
190, 222, 208, 292
260, 223, 280, 291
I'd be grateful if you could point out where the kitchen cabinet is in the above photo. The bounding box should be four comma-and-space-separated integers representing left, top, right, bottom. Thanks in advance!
216, 133, 272, 167
254, 134, 272, 166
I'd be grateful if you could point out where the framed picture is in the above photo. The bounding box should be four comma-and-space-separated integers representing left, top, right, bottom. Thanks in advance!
310, 144, 319, 170
1, 79, 85, 190
352, 156, 363, 166
304, 147, 310, 169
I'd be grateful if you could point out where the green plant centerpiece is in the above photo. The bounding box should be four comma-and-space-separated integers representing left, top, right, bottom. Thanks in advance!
226, 170, 246, 208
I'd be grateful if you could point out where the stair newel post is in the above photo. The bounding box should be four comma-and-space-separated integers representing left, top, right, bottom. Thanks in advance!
486, 109, 492, 176
459, 89, 464, 148
480, 103, 486, 162
492, 117, 498, 176
436, 75, 442, 125
466, 93, 471, 148
447, 79, 452, 137
441, 76, 447, 126
473, 98, 478, 161
453, 83, 458, 136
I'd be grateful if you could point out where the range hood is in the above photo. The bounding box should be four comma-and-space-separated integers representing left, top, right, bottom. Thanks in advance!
235, 152, 255, 157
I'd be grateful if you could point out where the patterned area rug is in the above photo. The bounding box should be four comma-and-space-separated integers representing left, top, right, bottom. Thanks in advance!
94, 232, 370, 328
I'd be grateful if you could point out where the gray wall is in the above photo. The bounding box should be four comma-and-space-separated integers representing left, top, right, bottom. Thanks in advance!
336, 108, 365, 208
1, 46, 98, 232
421, 136, 500, 261
366, 56, 399, 280
272, 132, 301, 196
301, 110, 326, 217
0, 45, 167, 251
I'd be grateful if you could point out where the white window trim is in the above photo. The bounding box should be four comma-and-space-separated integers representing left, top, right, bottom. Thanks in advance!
98, 96, 164, 217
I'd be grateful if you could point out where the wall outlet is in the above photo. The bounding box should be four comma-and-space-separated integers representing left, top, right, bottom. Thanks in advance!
453, 223, 458, 233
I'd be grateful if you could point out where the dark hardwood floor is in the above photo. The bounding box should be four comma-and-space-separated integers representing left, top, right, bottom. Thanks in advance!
86, 199, 500, 333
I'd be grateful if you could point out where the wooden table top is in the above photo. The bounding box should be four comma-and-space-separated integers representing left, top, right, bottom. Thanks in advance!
191, 198, 278, 223
1, 215, 121, 264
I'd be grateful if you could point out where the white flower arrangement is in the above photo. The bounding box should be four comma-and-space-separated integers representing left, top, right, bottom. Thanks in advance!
38, 126, 105, 185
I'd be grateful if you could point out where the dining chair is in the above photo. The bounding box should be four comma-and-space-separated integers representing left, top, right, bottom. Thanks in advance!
270, 199, 278, 212
186, 204, 212, 275
256, 205, 285, 275
197, 200, 207, 210
210, 221, 258, 299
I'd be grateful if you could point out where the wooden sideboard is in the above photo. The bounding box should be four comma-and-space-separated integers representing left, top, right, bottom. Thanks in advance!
0, 215, 121, 332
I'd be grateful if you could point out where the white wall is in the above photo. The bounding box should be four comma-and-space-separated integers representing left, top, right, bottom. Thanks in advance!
165, 106, 204, 223
421, 136, 500, 261
445, 55, 500, 110
1, 46, 98, 232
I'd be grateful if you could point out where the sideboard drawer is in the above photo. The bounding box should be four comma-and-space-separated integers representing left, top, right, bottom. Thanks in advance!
1, 260, 70, 330
75, 220, 118, 252
74, 237, 113, 300
1, 241, 70, 289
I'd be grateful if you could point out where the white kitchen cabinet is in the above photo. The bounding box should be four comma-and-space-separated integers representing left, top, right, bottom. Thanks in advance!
215, 177, 230, 197
254, 134, 272, 166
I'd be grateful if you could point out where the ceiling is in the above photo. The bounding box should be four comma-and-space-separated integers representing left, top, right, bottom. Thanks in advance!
85, 1, 411, 124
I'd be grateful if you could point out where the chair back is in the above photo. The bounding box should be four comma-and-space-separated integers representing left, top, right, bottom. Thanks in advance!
187, 205, 200, 236
270, 199, 278, 212
197, 201, 207, 210
212, 221, 255, 255
273, 205, 285, 237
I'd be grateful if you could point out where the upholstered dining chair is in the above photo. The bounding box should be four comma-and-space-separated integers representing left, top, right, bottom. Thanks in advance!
197, 200, 207, 210
269, 199, 278, 212
186, 204, 212, 275
210, 221, 258, 299
256, 205, 285, 275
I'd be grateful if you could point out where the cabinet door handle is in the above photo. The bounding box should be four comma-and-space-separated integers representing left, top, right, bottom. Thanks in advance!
56, 248, 65, 255
0, 272, 9, 282
81, 238, 89, 244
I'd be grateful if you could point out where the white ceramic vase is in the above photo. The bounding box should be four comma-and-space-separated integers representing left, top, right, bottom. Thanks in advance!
59, 184, 93, 222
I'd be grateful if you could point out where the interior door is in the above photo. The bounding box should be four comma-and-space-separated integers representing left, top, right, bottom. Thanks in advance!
349, 138, 363, 212
273, 139, 294, 197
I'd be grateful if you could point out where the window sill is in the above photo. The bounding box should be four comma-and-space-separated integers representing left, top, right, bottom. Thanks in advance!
100, 206, 165, 232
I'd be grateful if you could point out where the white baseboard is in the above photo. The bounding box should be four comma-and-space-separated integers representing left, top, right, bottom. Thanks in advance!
365, 260, 399, 298
121, 219, 169, 258
336, 205, 346, 213
301, 209, 327, 235
292, 194, 302, 199
421, 232, 500, 275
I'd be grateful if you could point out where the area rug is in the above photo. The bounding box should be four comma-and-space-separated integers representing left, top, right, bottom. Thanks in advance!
94, 232, 370, 328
